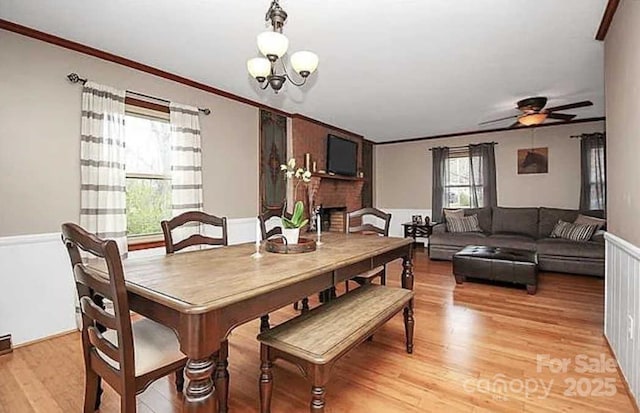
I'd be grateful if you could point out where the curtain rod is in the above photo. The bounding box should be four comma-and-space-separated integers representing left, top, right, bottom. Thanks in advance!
570, 133, 604, 139
428, 142, 499, 151
66, 73, 211, 115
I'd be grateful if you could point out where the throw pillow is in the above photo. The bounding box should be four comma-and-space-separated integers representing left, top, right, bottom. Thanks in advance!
444, 208, 464, 219
550, 220, 598, 242
574, 214, 606, 230
446, 214, 482, 233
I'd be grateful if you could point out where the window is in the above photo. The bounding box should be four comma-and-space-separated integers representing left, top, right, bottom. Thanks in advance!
587, 146, 605, 210
444, 151, 482, 208
125, 110, 172, 238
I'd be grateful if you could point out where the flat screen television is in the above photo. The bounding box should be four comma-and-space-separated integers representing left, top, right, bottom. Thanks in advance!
326, 134, 358, 176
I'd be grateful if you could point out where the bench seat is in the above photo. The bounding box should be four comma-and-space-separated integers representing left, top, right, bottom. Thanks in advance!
257, 284, 414, 412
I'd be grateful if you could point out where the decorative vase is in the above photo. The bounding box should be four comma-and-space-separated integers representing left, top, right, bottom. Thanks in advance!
282, 227, 300, 245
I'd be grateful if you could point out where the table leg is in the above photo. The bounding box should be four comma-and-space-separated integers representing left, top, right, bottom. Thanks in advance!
401, 253, 414, 291
402, 252, 415, 354
184, 356, 216, 412
215, 341, 230, 413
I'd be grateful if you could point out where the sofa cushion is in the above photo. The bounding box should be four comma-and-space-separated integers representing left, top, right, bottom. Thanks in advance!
536, 238, 605, 260
538, 207, 580, 238
429, 232, 488, 248
491, 207, 539, 238
464, 207, 492, 233
446, 215, 482, 233
485, 234, 536, 251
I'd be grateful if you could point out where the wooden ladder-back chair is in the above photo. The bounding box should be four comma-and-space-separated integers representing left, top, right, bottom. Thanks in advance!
257, 209, 310, 328
161, 210, 232, 412
161, 211, 228, 254
61, 223, 186, 413
345, 208, 393, 292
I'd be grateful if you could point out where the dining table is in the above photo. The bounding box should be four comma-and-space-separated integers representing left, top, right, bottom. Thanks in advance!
112, 231, 414, 412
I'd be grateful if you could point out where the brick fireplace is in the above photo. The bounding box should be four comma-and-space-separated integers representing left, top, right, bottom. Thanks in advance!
291, 116, 365, 230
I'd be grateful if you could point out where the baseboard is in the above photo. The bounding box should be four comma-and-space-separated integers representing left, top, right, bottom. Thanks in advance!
13, 329, 77, 350
604, 335, 640, 413
0, 334, 12, 356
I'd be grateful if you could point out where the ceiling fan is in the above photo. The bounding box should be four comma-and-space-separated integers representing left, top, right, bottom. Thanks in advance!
480, 97, 593, 128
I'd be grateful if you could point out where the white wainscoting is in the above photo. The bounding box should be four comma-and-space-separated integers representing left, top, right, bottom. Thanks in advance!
377, 208, 433, 239
0, 217, 258, 346
605, 232, 640, 407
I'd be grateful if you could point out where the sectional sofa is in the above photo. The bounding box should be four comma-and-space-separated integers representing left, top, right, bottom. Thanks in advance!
429, 207, 605, 277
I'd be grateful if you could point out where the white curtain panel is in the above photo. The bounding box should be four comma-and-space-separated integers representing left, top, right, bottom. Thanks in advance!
79, 82, 128, 255
169, 103, 203, 242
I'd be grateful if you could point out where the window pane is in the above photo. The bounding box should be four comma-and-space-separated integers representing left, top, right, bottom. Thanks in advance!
447, 157, 470, 185
126, 178, 171, 236
447, 186, 472, 208
125, 114, 170, 176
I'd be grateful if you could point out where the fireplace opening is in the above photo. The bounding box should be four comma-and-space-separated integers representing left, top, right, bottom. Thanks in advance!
319, 206, 346, 232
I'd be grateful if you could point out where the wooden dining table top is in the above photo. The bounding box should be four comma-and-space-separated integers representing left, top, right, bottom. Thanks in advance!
101, 232, 412, 314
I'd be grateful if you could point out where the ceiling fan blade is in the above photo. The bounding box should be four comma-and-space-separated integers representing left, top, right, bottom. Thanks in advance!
508, 121, 521, 128
546, 100, 593, 112
547, 113, 577, 121
479, 114, 519, 125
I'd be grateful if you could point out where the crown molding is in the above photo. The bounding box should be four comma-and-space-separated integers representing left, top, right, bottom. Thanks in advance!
376, 117, 606, 146
595, 0, 620, 41
0, 19, 365, 139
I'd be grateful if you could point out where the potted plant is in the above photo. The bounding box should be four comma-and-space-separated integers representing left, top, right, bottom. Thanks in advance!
280, 158, 311, 244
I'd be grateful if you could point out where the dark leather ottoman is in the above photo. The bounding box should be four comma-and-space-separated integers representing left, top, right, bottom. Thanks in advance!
453, 245, 539, 294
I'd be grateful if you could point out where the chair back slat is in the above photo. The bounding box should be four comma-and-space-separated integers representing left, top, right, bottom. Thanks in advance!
161, 211, 228, 253
88, 327, 121, 364
74, 266, 114, 304
80, 296, 118, 331
173, 234, 226, 252
347, 208, 392, 236
259, 210, 291, 240
61, 222, 135, 385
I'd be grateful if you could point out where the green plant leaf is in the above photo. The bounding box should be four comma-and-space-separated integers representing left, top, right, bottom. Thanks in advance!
291, 201, 304, 224
298, 219, 309, 228
281, 217, 296, 229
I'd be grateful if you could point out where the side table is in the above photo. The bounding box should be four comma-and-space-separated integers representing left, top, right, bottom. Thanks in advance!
402, 222, 436, 255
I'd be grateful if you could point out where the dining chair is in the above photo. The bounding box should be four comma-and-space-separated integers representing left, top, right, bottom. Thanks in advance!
345, 208, 393, 292
161, 210, 228, 254
61, 223, 186, 413
161, 210, 232, 411
258, 210, 310, 323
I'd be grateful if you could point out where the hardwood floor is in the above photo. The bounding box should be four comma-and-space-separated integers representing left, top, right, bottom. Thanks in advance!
0, 251, 636, 412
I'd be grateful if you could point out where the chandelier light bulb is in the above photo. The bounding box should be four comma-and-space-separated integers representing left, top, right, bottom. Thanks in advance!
247, 57, 271, 81
257, 31, 289, 60
290, 51, 319, 77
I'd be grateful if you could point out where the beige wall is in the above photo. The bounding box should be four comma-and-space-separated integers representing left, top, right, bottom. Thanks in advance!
375, 121, 605, 210
605, 0, 640, 246
0, 30, 259, 236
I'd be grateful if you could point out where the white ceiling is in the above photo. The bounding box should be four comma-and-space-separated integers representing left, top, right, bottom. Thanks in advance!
0, 0, 607, 142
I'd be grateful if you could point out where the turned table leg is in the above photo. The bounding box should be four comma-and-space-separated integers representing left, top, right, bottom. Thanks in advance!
403, 302, 415, 354
310, 386, 326, 412
260, 315, 271, 333
402, 254, 414, 291
214, 341, 230, 413
259, 345, 273, 413
184, 356, 216, 412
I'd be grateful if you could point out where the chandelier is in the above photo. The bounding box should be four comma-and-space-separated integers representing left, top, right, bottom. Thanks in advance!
247, 0, 319, 93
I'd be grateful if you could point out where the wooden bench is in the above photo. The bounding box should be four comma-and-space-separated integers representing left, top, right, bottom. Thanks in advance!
257, 284, 415, 413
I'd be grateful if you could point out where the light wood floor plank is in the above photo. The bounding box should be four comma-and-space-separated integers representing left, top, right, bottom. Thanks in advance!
0, 251, 636, 412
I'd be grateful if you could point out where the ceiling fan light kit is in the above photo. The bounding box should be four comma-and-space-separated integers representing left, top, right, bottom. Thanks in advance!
518, 113, 548, 126
247, 0, 319, 93
480, 96, 593, 128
